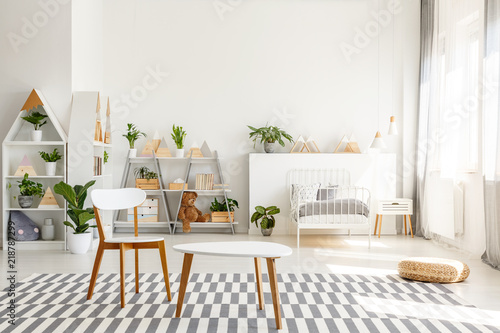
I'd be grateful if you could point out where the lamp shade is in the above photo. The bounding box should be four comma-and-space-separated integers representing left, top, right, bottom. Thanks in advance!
388, 116, 398, 135
369, 131, 387, 149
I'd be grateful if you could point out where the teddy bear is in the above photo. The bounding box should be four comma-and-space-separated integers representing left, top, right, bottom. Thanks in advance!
178, 191, 210, 233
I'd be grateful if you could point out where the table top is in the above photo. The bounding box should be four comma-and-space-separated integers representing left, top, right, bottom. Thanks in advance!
173, 241, 293, 258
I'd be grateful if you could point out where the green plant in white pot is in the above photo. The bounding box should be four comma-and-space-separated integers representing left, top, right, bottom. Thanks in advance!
251, 205, 280, 236
54, 180, 96, 254
123, 123, 146, 158
247, 124, 293, 153
21, 110, 48, 141
39, 148, 62, 176
171, 124, 187, 157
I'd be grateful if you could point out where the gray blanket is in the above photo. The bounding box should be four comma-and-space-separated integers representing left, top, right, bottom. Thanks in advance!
298, 199, 369, 218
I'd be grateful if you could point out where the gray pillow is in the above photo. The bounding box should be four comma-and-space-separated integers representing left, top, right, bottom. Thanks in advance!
316, 186, 338, 201
10, 211, 40, 241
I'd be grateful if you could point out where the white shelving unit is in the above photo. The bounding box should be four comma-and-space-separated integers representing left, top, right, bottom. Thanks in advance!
2, 89, 68, 250
68, 92, 113, 249
114, 151, 237, 234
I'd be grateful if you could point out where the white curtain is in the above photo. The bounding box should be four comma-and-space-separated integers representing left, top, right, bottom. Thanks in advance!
416, 0, 482, 239
482, 0, 500, 269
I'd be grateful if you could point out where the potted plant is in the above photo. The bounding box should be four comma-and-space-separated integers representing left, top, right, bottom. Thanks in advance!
21, 110, 48, 141
209, 197, 239, 222
247, 124, 294, 153
16, 173, 44, 208
53, 180, 96, 254
103, 150, 109, 173
39, 148, 62, 176
123, 123, 146, 158
134, 166, 159, 189
171, 124, 187, 157
251, 205, 280, 236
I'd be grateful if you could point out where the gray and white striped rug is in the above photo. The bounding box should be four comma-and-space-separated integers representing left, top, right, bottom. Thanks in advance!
1, 272, 499, 332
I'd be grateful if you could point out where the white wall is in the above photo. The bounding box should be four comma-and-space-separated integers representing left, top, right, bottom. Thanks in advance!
103, 0, 421, 232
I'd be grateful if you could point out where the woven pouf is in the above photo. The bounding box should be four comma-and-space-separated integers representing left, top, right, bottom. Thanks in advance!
398, 257, 470, 283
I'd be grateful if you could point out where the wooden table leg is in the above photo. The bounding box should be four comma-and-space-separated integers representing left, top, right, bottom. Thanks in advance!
120, 244, 126, 308
404, 215, 407, 235
378, 215, 383, 238
373, 214, 379, 235
408, 215, 414, 238
135, 248, 139, 293
176, 253, 194, 317
266, 258, 282, 330
254, 257, 264, 310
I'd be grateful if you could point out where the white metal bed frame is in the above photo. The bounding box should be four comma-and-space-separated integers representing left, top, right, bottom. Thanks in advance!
288, 169, 371, 248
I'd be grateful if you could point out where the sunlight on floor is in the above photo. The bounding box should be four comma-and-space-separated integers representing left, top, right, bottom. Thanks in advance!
314, 248, 405, 262
354, 295, 500, 327
326, 264, 398, 276
344, 239, 390, 248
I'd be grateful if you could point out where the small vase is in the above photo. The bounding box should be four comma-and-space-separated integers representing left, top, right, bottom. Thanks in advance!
261, 228, 273, 236
18, 195, 34, 208
31, 130, 42, 141
176, 148, 185, 158
45, 162, 57, 176
129, 149, 137, 158
264, 142, 276, 153
42, 218, 55, 241
67, 232, 92, 254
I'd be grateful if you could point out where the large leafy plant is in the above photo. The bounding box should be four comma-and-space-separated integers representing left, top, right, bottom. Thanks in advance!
123, 123, 146, 149
134, 166, 158, 180
209, 197, 239, 212
247, 124, 293, 147
18, 173, 44, 197
39, 148, 62, 162
21, 111, 48, 130
171, 124, 187, 149
251, 205, 280, 229
54, 180, 96, 234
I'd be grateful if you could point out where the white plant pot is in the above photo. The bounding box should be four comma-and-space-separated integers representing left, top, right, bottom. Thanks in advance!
176, 148, 185, 158
67, 232, 92, 254
45, 162, 57, 176
31, 130, 42, 141
129, 149, 137, 158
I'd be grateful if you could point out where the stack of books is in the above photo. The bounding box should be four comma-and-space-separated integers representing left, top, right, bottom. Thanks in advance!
195, 173, 214, 190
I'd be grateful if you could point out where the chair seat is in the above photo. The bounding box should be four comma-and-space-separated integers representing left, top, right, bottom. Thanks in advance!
105, 236, 164, 244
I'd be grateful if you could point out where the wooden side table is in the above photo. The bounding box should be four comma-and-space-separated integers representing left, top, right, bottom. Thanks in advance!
374, 198, 413, 238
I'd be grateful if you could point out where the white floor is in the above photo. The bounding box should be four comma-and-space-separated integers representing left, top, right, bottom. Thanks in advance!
2, 234, 500, 314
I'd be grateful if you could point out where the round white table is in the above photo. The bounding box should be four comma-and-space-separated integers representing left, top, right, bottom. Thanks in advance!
173, 241, 292, 330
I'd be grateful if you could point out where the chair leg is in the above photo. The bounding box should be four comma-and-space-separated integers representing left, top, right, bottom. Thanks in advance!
120, 243, 126, 308
374, 214, 379, 235
158, 241, 172, 301
135, 248, 139, 293
408, 215, 414, 238
87, 244, 105, 300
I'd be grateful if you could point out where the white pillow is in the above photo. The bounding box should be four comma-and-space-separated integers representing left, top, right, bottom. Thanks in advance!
291, 183, 321, 209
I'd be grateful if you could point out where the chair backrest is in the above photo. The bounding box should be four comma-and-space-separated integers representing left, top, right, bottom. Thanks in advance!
91, 188, 146, 240
91, 188, 146, 210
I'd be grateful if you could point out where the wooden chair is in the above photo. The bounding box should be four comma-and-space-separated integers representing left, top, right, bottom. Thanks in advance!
88, 188, 172, 308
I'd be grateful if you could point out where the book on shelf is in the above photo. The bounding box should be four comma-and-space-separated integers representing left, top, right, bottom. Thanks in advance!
93, 156, 102, 176
195, 173, 214, 190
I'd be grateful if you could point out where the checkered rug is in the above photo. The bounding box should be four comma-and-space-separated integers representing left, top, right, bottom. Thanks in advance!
1, 272, 499, 333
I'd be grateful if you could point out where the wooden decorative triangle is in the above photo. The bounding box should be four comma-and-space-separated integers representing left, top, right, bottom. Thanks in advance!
290, 136, 309, 153
334, 135, 350, 153
104, 98, 111, 144
21, 89, 44, 112
305, 136, 320, 153
14, 155, 37, 176
188, 143, 203, 158
141, 140, 155, 157
156, 137, 171, 157
39, 187, 59, 209
152, 131, 161, 152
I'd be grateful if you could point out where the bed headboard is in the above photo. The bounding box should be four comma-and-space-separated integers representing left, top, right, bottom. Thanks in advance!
287, 169, 350, 187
